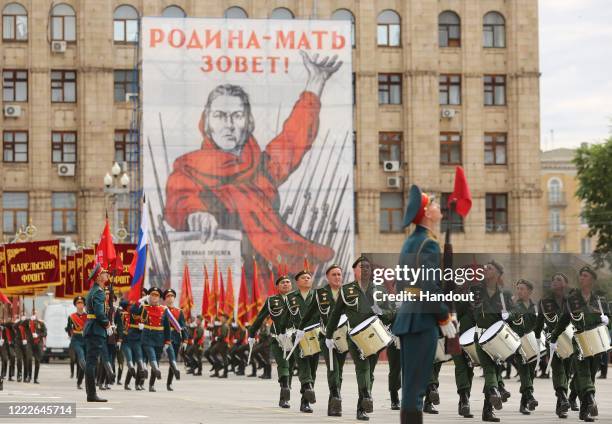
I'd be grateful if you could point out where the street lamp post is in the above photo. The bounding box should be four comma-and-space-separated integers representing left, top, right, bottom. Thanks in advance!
103, 162, 130, 241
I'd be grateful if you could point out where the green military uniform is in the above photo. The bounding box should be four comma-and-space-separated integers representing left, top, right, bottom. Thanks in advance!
1, 323, 16, 382
298, 283, 347, 416
287, 288, 319, 412
550, 287, 610, 421
509, 296, 538, 413
452, 293, 476, 417
14, 319, 31, 382
535, 293, 572, 418
249, 290, 295, 408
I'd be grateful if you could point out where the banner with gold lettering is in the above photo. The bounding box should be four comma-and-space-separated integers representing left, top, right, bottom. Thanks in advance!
82, 248, 95, 293
65, 255, 75, 296
4, 240, 60, 292
75, 251, 83, 295
110, 244, 137, 293
54, 259, 68, 299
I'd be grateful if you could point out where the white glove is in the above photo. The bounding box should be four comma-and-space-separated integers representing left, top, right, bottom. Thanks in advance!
0, 339, 4, 346
139, 295, 149, 305
22, 340, 27, 345
248, 337, 255, 347
439, 321, 457, 339
501, 311, 509, 321
325, 338, 335, 351
295, 330, 305, 342
163, 344, 169, 352
106, 326, 114, 336
181, 342, 187, 350
550, 342, 558, 352
138, 323, 145, 330
601, 315, 609, 326
32, 332, 38, 338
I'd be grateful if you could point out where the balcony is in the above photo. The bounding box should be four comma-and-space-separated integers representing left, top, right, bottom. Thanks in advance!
548, 192, 567, 207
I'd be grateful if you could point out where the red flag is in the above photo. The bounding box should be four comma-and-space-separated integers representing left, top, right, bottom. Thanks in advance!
249, 260, 263, 324
179, 264, 194, 319
448, 166, 472, 217
218, 271, 225, 317
237, 266, 248, 328
0, 290, 10, 305
303, 257, 309, 272
95, 218, 123, 273
268, 268, 276, 296
201, 265, 210, 321
208, 258, 219, 319
225, 267, 235, 321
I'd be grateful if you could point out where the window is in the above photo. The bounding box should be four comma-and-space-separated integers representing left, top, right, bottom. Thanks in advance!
162, 5, 186, 18
3, 130, 27, 162
380, 192, 403, 233
114, 5, 139, 43
483, 12, 505, 48
114, 130, 139, 163
270, 7, 293, 19
486, 193, 508, 232
378, 73, 402, 105
52, 192, 77, 234
114, 70, 138, 103
484, 133, 507, 165
439, 74, 461, 105
439, 11, 460, 47
550, 238, 561, 253
548, 178, 562, 203
379, 132, 402, 164
2, 69, 27, 101
224, 7, 247, 19
51, 70, 76, 103
2, 3, 27, 41
484, 75, 506, 106
2, 192, 28, 234
441, 193, 464, 233
331, 9, 355, 48
581, 238, 592, 255
118, 194, 139, 237
440, 132, 462, 165
549, 209, 562, 232
353, 132, 357, 165
51, 3, 75, 42
377, 10, 400, 46
52, 131, 76, 163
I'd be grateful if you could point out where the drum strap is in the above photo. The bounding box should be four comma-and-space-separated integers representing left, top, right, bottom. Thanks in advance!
340, 285, 358, 308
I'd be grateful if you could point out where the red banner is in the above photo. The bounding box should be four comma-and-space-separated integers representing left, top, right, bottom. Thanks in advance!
4, 240, 60, 292
65, 255, 75, 296
82, 248, 95, 292
75, 251, 83, 295
54, 259, 68, 299
0, 246, 6, 289
110, 244, 136, 293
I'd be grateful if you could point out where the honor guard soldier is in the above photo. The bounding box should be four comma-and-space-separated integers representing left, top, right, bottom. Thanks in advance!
509, 279, 539, 415
296, 264, 347, 417
550, 266, 611, 422
134, 287, 171, 392
15, 315, 32, 383
97, 288, 118, 391
163, 288, 185, 390
1, 317, 15, 383
390, 186, 456, 424
84, 264, 114, 402
66, 296, 87, 389
286, 270, 319, 414
252, 323, 272, 378
248, 275, 294, 408
189, 315, 205, 375
228, 322, 246, 375
535, 273, 572, 418
124, 292, 149, 390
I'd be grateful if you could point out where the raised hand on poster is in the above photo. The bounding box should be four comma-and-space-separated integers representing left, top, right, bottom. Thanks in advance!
301, 50, 343, 97
187, 211, 218, 243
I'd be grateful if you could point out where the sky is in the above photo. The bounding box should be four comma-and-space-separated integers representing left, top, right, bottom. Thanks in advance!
539, 0, 612, 150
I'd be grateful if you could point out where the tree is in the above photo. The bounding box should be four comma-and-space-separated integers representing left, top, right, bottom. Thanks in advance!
573, 137, 612, 268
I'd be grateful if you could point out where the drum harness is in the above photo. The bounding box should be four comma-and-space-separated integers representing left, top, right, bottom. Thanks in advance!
340, 286, 370, 359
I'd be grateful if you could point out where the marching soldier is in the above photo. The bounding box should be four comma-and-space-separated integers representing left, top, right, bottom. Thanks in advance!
84, 264, 114, 402
123, 294, 148, 391
509, 279, 539, 415
98, 288, 119, 391
1, 318, 15, 382
286, 271, 319, 414
15, 314, 32, 383
296, 265, 347, 417
390, 186, 456, 424
134, 287, 171, 392
228, 322, 247, 375
535, 273, 572, 418
13, 316, 24, 382
248, 275, 295, 408
213, 313, 230, 378
188, 315, 205, 376
550, 266, 611, 422
252, 323, 272, 379
66, 296, 87, 389
163, 288, 184, 390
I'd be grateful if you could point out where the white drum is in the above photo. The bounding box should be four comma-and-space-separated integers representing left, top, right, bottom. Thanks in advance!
478, 321, 521, 362
332, 315, 350, 354
555, 325, 575, 359
299, 323, 321, 357
459, 326, 480, 366
575, 325, 611, 358
434, 337, 452, 364
519, 331, 547, 363
349, 316, 393, 357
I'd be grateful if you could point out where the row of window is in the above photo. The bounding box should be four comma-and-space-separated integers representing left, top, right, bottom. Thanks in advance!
3, 130, 136, 164
3, 192, 76, 234
2, 3, 508, 49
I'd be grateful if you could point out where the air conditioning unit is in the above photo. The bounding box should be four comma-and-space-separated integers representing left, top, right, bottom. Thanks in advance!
125, 92, 138, 102
3, 105, 21, 117
58, 163, 75, 177
441, 108, 456, 119
383, 160, 400, 172
387, 176, 402, 189
51, 40, 67, 53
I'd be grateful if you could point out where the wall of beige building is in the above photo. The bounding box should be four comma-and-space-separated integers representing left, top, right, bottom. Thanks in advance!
0, 0, 543, 256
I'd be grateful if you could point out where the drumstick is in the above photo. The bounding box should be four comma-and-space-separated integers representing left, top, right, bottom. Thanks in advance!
286, 337, 301, 360
597, 298, 605, 320
545, 346, 555, 374
500, 291, 507, 313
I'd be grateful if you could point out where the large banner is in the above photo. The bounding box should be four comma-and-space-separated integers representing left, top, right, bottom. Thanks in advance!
3, 240, 61, 292
142, 18, 354, 313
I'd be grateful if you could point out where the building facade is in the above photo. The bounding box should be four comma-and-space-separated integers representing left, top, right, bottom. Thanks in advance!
1, 0, 542, 255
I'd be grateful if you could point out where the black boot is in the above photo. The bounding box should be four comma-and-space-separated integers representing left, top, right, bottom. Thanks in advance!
135, 376, 144, 391
488, 387, 503, 410
569, 390, 579, 411
526, 391, 538, 410
390, 390, 400, 410
301, 383, 316, 403
482, 398, 500, 422
458, 390, 473, 418
279, 376, 290, 408
499, 385, 510, 403
360, 388, 373, 413
219, 364, 228, 379
400, 410, 422, 424
585, 392, 598, 417
116, 367, 123, 385
86, 374, 107, 402
579, 394, 595, 422
328, 387, 342, 416
148, 373, 156, 392
167, 370, 174, 391
150, 361, 162, 380
33, 363, 40, 384
357, 397, 369, 421
520, 394, 531, 415
124, 368, 132, 390
300, 396, 313, 413
427, 384, 440, 405
170, 361, 180, 380
556, 388, 570, 415
76, 368, 84, 390
247, 363, 257, 377
103, 361, 116, 382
